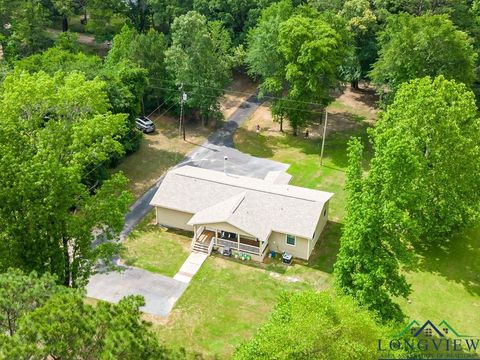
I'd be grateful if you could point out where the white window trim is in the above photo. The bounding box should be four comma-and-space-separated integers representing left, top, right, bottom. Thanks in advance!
285, 234, 296, 246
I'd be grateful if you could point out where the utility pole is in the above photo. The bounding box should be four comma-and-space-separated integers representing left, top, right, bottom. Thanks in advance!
320, 109, 328, 166
179, 85, 187, 141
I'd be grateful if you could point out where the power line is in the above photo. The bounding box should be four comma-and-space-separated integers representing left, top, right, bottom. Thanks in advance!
149, 85, 327, 116
150, 78, 328, 108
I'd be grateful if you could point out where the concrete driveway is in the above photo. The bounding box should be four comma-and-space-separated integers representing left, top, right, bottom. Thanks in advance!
87, 267, 187, 317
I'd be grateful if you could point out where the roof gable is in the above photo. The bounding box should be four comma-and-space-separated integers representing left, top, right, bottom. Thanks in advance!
151, 166, 333, 240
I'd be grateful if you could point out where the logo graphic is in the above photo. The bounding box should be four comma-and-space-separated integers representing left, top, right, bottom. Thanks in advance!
397, 319, 472, 339
378, 320, 479, 359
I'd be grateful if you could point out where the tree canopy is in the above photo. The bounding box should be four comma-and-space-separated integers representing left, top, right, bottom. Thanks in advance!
246, 1, 350, 135
370, 14, 477, 92
165, 11, 232, 123
0, 269, 182, 359
234, 291, 397, 359
0, 71, 132, 287
335, 76, 480, 321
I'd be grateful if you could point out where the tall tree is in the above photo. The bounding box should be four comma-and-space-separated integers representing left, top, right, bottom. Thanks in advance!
3, 0, 51, 60
52, 0, 75, 31
86, 0, 129, 41
106, 25, 167, 111
0, 269, 59, 337
148, 0, 193, 34
370, 14, 477, 94
0, 269, 182, 359
334, 137, 411, 323
0, 71, 133, 287
335, 76, 480, 320
165, 11, 232, 124
339, 0, 378, 88
246, 1, 349, 135
370, 76, 480, 243
234, 291, 402, 359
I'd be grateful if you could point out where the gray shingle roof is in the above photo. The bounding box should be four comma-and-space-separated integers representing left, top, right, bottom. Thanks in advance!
150, 166, 333, 241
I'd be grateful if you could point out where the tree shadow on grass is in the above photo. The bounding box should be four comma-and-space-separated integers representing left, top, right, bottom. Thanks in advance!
275, 125, 373, 171
306, 221, 343, 274
403, 225, 480, 297
234, 128, 276, 158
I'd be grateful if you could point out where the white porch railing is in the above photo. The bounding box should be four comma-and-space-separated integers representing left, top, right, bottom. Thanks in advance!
191, 225, 206, 250
217, 238, 237, 249
207, 238, 214, 254
217, 238, 261, 255
239, 242, 261, 254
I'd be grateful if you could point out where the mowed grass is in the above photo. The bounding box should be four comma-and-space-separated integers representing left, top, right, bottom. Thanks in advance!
122, 212, 191, 277
398, 225, 480, 336
123, 85, 480, 357
112, 116, 211, 198
234, 127, 372, 222
234, 93, 480, 340
152, 256, 312, 358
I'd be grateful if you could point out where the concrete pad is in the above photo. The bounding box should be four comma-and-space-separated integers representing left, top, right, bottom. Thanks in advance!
87, 267, 188, 317
173, 252, 208, 284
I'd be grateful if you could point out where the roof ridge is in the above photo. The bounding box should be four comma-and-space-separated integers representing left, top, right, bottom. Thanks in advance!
173, 171, 328, 203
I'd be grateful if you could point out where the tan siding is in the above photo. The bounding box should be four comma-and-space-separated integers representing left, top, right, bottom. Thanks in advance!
267, 231, 310, 260
155, 207, 194, 231
310, 201, 329, 256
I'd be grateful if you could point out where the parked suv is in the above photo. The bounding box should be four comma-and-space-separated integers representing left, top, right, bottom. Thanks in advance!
135, 117, 155, 133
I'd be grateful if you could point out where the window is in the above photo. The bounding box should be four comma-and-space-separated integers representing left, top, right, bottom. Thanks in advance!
425, 328, 432, 337
286, 234, 296, 246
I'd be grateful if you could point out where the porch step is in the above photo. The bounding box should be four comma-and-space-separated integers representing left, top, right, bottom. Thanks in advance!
192, 242, 210, 254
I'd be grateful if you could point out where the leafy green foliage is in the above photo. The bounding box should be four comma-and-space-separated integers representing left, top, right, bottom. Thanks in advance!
0, 269, 59, 336
339, 0, 378, 86
86, 0, 129, 42
335, 76, 480, 322
0, 71, 133, 287
54, 30, 81, 53
15, 47, 102, 78
192, 0, 276, 44
0, 269, 183, 359
371, 14, 477, 92
335, 137, 411, 323
106, 25, 167, 112
371, 76, 480, 242
1, 0, 52, 60
52, 0, 75, 31
165, 11, 233, 122
246, 1, 349, 134
234, 291, 392, 359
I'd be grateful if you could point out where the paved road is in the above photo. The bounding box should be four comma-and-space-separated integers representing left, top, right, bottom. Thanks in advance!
88, 93, 289, 316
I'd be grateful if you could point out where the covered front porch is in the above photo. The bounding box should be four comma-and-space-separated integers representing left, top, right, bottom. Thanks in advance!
192, 225, 269, 260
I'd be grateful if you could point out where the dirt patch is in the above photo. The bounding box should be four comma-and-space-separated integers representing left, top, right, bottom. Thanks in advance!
240, 85, 378, 140
220, 73, 258, 119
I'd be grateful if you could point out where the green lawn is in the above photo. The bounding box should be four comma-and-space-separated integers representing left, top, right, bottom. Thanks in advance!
152, 256, 312, 358
122, 91, 480, 357
398, 225, 480, 336
234, 99, 480, 343
234, 127, 372, 222
122, 212, 191, 277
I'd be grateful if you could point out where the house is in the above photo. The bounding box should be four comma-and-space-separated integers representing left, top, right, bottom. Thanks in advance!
150, 166, 333, 261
